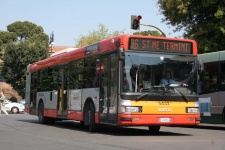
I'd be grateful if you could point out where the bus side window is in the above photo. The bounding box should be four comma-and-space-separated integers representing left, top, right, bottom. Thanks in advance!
220, 73, 225, 91
221, 63, 225, 91
209, 75, 218, 91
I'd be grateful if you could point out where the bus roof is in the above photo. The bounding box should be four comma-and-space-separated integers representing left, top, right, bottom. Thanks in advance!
198, 50, 225, 63
29, 34, 198, 72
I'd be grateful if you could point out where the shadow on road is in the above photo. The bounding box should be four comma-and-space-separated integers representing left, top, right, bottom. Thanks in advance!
17, 119, 191, 136
182, 124, 225, 131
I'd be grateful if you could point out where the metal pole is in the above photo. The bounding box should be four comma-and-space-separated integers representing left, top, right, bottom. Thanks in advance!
49, 32, 54, 55
140, 23, 166, 37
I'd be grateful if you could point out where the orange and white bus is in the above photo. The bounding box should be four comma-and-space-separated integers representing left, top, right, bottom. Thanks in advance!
25, 34, 201, 133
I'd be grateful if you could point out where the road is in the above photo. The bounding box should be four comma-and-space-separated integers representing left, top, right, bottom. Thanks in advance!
0, 113, 225, 150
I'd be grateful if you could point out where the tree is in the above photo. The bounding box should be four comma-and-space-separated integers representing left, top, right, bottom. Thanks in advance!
133, 30, 163, 36
1, 21, 49, 97
0, 31, 17, 58
157, 0, 225, 53
7, 21, 44, 42
75, 24, 124, 47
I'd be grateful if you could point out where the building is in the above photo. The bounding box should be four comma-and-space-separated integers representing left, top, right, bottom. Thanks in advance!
49, 46, 73, 54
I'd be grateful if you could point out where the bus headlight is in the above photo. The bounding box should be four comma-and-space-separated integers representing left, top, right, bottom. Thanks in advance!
186, 107, 199, 113
121, 106, 142, 113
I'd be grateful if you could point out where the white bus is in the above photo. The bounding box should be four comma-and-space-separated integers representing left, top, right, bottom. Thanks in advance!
198, 50, 225, 123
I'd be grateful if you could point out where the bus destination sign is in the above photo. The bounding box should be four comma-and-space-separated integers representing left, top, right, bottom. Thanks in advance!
129, 38, 192, 54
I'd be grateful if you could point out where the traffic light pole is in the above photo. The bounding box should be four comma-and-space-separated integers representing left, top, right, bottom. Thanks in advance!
140, 23, 166, 37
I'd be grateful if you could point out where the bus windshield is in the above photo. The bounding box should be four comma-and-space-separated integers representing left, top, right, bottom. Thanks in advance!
122, 52, 198, 96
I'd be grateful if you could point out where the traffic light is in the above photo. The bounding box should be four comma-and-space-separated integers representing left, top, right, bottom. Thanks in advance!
131, 15, 142, 30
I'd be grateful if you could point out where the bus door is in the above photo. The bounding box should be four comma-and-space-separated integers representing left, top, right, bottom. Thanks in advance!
57, 65, 69, 117
99, 53, 118, 124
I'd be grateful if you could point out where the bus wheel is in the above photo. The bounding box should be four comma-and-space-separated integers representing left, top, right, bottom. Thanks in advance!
148, 126, 161, 134
38, 102, 47, 124
88, 103, 98, 132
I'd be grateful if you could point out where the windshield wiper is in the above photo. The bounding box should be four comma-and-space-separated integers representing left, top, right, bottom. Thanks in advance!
169, 85, 189, 102
136, 90, 162, 100
136, 93, 149, 100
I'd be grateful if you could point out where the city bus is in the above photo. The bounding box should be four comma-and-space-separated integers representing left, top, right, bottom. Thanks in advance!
198, 50, 225, 124
25, 34, 201, 133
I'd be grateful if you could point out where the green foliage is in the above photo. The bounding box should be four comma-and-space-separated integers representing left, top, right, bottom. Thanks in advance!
1, 21, 49, 97
0, 31, 17, 58
133, 30, 162, 36
157, 0, 225, 53
7, 21, 44, 42
0, 31, 17, 44
75, 24, 124, 47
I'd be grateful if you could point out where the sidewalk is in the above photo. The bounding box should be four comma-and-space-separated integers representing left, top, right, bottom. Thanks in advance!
199, 123, 225, 127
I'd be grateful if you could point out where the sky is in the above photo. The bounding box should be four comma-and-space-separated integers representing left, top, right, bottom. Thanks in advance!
0, 0, 181, 47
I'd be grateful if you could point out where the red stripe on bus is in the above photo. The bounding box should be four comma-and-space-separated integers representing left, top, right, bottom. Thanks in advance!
67, 111, 83, 121
43, 109, 57, 118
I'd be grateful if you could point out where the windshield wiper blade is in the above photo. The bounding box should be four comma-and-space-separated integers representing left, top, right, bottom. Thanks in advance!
136, 90, 162, 100
171, 86, 189, 102
136, 93, 149, 100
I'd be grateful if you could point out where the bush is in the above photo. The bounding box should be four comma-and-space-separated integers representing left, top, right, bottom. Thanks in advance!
10, 96, 17, 102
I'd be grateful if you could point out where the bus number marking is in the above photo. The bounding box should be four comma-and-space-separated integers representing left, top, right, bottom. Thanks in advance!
158, 101, 170, 105
130, 39, 139, 49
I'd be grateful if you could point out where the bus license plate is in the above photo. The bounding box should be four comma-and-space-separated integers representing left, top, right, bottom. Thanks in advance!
158, 118, 171, 122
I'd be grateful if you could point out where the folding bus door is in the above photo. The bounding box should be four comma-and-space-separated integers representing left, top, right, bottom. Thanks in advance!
57, 65, 69, 117
99, 53, 118, 124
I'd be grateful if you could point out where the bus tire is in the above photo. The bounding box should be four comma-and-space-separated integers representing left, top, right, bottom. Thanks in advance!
148, 126, 161, 134
38, 102, 48, 124
88, 103, 98, 132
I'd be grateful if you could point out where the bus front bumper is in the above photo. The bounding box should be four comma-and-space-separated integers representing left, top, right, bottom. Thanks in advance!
118, 114, 201, 126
